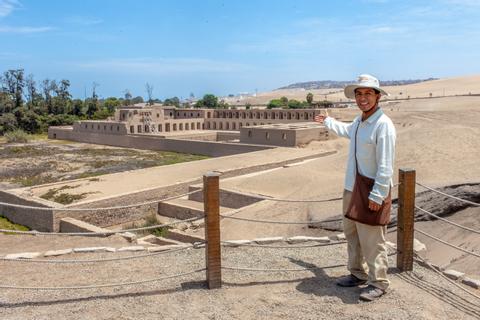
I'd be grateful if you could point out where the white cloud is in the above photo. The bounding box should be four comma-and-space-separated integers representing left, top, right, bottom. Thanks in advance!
444, 0, 480, 6
361, 0, 390, 3
75, 57, 253, 74
365, 25, 407, 34
0, 0, 20, 17
65, 16, 103, 26
0, 25, 53, 33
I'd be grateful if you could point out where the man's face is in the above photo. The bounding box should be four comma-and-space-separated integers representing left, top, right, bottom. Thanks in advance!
355, 88, 380, 112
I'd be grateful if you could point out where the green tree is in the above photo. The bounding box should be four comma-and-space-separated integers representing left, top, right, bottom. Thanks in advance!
41, 79, 57, 114
19, 110, 42, 133
25, 74, 38, 110
287, 99, 304, 109
202, 94, 218, 108
104, 97, 120, 113
1, 69, 25, 110
92, 108, 112, 120
0, 91, 14, 114
71, 99, 85, 116
267, 99, 283, 109
86, 98, 98, 118
0, 113, 18, 134
132, 96, 144, 104
164, 97, 180, 107
280, 96, 288, 106
306, 92, 314, 105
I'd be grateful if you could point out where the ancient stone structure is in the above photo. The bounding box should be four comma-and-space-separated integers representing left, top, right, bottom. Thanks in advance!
240, 123, 328, 147
50, 104, 329, 148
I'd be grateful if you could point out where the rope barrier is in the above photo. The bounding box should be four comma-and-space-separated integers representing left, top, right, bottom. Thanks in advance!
0, 215, 203, 236
0, 245, 193, 264
416, 182, 480, 206
247, 194, 343, 203
221, 240, 347, 249
0, 268, 206, 290
415, 205, 480, 234
222, 263, 346, 272
414, 228, 480, 258
0, 189, 202, 212
414, 254, 480, 300
219, 215, 342, 225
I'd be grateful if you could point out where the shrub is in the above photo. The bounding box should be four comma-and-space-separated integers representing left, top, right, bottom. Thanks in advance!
267, 99, 283, 109
4, 129, 29, 143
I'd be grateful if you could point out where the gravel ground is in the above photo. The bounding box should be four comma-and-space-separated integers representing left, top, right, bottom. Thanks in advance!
0, 236, 479, 320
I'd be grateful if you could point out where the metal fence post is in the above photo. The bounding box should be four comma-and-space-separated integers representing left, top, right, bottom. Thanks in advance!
397, 168, 416, 271
203, 172, 222, 289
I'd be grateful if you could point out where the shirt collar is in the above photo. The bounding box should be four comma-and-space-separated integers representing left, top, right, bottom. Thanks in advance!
364, 107, 383, 124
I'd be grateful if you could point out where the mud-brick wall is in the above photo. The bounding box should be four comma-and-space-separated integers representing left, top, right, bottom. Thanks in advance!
48, 127, 272, 157
53, 182, 197, 231
0, 190, 55, 231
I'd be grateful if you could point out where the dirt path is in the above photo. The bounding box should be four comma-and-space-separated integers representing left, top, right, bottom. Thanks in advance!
0, 234, 479, 320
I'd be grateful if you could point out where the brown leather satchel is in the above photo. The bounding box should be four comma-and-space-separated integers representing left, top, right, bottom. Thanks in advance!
345, 122, 391, 226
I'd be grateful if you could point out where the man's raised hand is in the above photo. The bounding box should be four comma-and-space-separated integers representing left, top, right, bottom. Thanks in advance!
314, 110, 329, 124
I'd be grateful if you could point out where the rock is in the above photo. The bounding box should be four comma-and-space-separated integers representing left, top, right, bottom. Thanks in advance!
117, 246, 145, 252
5, 252, 41, 259
73, 247, 107, 253
118, 232, 137, 242
193, 242, 205, 248
177, 223, 188, 231
44, 249, 73, 257
413, 238, 427, 258
287, 236, 330, 244
253, 237, 285, 244
147, 244, 191, 252
105, 247, 116, 252
333, 233, 346, 241
443, 269, 465, 281
462, 277, 480, 289
222, 240, 252, 247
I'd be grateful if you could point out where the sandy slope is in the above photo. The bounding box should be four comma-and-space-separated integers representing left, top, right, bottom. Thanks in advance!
226, 74, 480, 105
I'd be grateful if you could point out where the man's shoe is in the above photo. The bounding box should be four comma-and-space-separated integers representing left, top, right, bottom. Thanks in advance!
359, 285, 386, 301
336, 274, 367, 287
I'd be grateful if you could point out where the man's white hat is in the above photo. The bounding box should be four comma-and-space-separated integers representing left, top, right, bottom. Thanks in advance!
344, 74, 389, 99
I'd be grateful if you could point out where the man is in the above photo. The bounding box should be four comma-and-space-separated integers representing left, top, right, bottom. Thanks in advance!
315, 74, 396, 302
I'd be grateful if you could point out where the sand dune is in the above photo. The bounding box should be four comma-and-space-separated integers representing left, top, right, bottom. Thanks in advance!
227, 74, 480, 105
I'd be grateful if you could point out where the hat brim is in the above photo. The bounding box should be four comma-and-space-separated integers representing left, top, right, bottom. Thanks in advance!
344, 85, 389, 99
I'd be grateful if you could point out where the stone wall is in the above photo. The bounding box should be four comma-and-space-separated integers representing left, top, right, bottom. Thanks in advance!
53, 182, 195, 231
240, 124, 328, 147
0, 190, 56, 231
187, 186, 263, 209
48, 127, 272, 157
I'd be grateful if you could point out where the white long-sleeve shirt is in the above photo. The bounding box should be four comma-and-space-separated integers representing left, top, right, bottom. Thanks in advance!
324, 108, 396, 205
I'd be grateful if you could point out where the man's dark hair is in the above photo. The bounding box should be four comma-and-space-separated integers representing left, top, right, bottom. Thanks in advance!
354, 88, 380, 94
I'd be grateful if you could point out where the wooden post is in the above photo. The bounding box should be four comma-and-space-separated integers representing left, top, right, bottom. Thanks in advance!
203, 172, 222, 289
397, 168, 416, 271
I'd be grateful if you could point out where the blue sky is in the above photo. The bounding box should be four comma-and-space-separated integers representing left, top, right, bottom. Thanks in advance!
1, 0, 479, 100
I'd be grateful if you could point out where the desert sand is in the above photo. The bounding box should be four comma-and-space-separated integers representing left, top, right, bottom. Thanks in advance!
0, 76, 479, 319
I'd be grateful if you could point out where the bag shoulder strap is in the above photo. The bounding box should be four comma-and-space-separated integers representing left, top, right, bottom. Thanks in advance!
353, 120, 360, 174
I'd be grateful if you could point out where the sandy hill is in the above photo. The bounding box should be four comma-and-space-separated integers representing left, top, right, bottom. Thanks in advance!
225, 74, 480, 105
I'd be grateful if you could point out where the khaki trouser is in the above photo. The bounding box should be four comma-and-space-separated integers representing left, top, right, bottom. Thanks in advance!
342, 190, 390, 290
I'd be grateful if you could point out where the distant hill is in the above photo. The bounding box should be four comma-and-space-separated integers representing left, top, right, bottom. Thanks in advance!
277, 78, 438, 90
